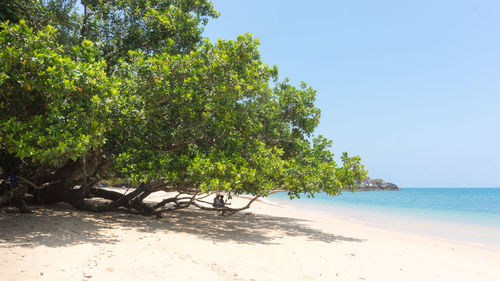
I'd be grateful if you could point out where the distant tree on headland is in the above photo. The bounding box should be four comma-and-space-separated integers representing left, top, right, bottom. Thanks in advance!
0, 0, 366, 215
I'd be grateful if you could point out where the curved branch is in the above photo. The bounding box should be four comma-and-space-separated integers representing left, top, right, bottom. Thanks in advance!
174, 192, 198, 209
191, 194, 261, 215
109, 183, 147, 209
16, 176, 38, 189
89, 187, 124, 201
227, 195, 261, 212
153, 197, 178, 209
17, 176, 60, 190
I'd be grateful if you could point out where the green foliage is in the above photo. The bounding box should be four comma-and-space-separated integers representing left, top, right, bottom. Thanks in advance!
0, 1, 367, 203
0, 20, 114, 166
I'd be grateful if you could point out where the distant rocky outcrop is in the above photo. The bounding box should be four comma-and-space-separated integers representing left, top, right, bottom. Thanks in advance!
355, 177, 399, 191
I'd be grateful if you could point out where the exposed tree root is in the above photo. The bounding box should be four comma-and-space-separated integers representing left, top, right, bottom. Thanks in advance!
2, 177, 265, 216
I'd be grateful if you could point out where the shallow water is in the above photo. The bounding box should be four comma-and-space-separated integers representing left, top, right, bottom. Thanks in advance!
267, 188, 500, 252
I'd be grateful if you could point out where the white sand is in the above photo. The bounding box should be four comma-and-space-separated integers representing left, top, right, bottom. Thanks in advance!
1, 194, 499, 281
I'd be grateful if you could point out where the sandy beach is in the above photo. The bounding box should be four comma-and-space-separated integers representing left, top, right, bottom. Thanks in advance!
1, 194, 499, 281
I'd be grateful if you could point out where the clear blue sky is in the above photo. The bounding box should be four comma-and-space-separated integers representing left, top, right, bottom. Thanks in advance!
203, 0, 500, 187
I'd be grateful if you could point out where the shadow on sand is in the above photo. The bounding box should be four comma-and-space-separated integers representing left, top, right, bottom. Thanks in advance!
0, 203, 365, 248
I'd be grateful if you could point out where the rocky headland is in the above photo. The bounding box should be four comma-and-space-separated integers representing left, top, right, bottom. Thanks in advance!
355, 177, 399, 191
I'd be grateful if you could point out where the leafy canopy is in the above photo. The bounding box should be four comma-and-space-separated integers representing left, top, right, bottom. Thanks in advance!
0, 0, 366, 205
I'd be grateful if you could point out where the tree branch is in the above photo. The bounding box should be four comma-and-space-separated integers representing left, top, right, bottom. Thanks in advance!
79, 0, 91, 41
109, 183, 148, 209
191, 194, 261, 215
17, 176, 60, 190
89, 187, 124, 201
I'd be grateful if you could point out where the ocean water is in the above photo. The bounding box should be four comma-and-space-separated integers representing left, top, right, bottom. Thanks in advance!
267, 188, 500, 250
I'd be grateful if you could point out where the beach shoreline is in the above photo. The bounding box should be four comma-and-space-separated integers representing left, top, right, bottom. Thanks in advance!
261, 194, 500, 253
1, 194, 500, 281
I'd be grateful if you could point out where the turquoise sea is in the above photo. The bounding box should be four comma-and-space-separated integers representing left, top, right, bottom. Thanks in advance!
268, 188, 500, 251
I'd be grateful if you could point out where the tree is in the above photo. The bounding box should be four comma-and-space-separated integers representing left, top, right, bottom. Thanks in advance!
0, 1, 366, 215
